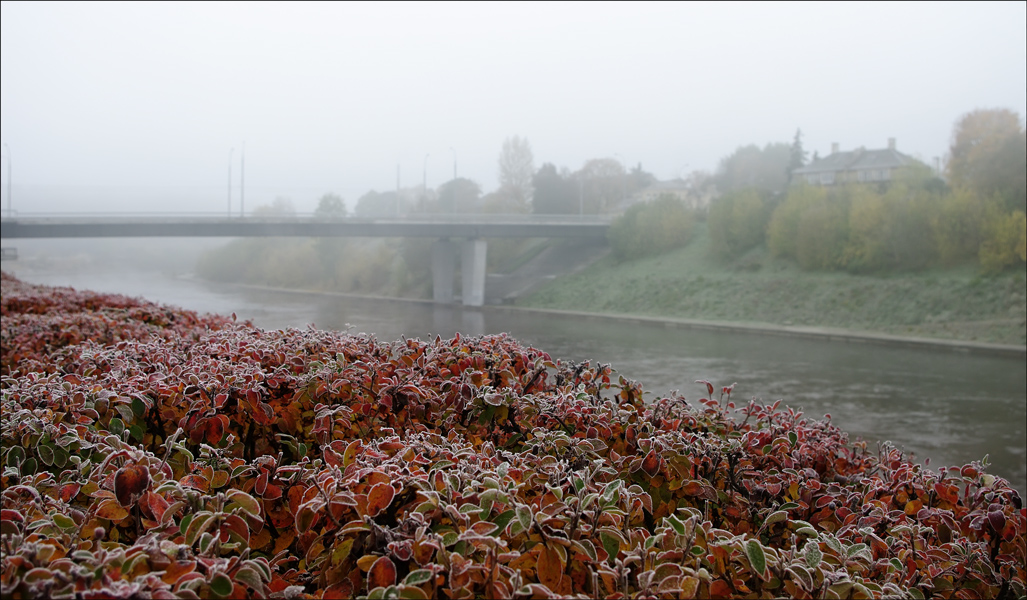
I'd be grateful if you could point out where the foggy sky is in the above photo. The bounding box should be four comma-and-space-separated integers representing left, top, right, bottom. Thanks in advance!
2, 1, 1025, 214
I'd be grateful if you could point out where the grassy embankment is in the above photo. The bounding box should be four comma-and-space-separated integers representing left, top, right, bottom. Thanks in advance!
518, 223, 1027, 346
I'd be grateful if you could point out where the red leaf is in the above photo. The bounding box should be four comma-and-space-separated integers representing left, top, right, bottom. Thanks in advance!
145, 491, 171, 522
180, 474, 210, 492
59, 483, 82, 503
114, 464, 150, 507
367, 556, 397, 590
206, 415, 225, 445
641, 449, 661, 477
366, 482, 395, 518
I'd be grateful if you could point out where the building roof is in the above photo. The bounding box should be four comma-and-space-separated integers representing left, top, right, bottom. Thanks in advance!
793, 147, 917, 175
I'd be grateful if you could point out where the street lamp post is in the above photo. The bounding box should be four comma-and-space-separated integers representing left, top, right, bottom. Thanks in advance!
3, 143, 9, 218
422, 153, 430, 205
240, 142, 245, 218
227, 148, 234, 217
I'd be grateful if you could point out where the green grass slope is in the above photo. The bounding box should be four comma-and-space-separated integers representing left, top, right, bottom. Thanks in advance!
518, 224, 1027, 346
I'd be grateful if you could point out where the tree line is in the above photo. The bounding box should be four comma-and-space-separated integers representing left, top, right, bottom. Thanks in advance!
616, 108, 1026, 274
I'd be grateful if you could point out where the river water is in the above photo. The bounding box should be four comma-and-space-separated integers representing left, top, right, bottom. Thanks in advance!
5, 262, 1025, 496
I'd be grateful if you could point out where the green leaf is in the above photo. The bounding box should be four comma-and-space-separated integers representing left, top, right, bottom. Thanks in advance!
803, 540, 822, 570
20, 458, 37, 475
490, 510, 515, 534
52, 513, 77, 531
6, 446, 25, 465
109, 418, 125, 437
665, 514, 686, 536
907, 588, 925, 600
516, 505, 532, 531
785, 565, 814, 591
37, 444, 55, 467
477, 405, 496, 425
209, 572, 234, 597
764, 510, 788, 527
131, 397, 146, 419
226, 489, 261, 519
788, 431, 798, 446
846, 543, 869, 558
823, 535, 843, 554
600, 531, 621, 562
745, 539, 768, 580
184, 512, 215, 547
231, 465, 254, 479
403, 569, 434, 586
572, 539, 598, 562
129, 425, 145, 442
198, 531, 215, 554
601, 479, 622, 504
233, 565, 265, 591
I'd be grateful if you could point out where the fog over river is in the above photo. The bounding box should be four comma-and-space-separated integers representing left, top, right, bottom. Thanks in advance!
5, 261, 1024, 496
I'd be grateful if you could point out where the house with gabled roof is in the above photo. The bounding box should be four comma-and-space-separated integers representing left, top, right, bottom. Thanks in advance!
792, 138, 923, 185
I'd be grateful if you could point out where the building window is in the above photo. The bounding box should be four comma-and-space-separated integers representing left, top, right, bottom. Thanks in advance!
819, 172, 835, 185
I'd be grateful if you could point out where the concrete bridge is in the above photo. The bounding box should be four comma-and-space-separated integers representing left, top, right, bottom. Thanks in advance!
0, 213, 611, 306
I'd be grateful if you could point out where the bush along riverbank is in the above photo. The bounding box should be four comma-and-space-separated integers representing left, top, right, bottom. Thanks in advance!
519, 224, 1027, 347
2, 271, 1025, 599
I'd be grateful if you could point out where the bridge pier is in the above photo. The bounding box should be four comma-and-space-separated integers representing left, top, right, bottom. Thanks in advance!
431, 238, 487, 306
461, 239, 487, 307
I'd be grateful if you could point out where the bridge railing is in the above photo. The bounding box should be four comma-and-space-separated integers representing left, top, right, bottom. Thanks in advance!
1, 211, 617, 224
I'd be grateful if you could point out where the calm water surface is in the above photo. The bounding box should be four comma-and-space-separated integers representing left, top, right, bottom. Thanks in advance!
7, 264, 1025, 495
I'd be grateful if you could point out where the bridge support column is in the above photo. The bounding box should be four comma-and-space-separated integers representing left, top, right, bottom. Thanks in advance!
431, 240, 457, 303
461, 239, 487, 307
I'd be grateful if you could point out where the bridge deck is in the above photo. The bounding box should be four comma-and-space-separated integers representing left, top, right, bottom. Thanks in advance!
0, 216, 611, 239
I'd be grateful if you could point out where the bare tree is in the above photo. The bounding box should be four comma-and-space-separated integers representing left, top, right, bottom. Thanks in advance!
498, 135, 535, 207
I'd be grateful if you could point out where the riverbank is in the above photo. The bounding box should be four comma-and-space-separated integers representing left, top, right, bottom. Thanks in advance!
517, 224, 1027, 347
218, 281, 1026, 358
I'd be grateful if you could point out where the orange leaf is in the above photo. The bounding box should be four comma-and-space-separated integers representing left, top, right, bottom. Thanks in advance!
161, 560, 196, 586
641, 449, 661, 477
904, 499, 924, 516
145, 491, 170, 522
366, 482, 395, 518
180, 474, 210, 493
114, 464, 150, 507
264, 483, 284, 501
367, 556, 397, 590
710, 579, 733, 597
682, 481, 704, 496
537, 544, 564, 590
95, 499, 130, 522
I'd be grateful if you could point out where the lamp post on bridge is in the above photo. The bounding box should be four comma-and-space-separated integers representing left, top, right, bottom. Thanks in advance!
3, 143, 9, 218
422, 153, 430, 208
240, 142, 245, 218
227, 147, 234, 218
